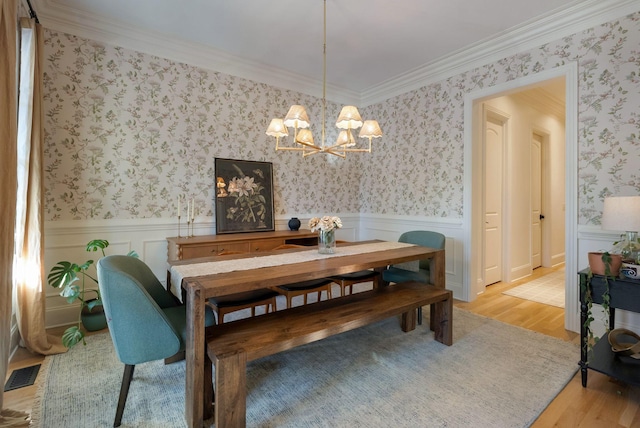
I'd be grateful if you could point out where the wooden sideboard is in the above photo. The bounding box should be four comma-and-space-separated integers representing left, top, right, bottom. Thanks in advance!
167, 230, 318, 261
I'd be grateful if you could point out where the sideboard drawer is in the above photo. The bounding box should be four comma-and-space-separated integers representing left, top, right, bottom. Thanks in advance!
216, 242, 251, 254
181, 244, 220, 259
250, 239, 285, 252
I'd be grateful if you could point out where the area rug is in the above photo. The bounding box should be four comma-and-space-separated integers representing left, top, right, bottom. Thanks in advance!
31, 308, 578, 428
502, 269, 566, 308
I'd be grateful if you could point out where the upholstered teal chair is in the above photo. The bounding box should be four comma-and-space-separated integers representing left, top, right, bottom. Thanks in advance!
97, 255, 215, 427
382, 231, 445, 325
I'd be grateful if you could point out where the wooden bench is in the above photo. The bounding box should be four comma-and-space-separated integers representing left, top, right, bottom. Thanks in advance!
204, 281, 453, 427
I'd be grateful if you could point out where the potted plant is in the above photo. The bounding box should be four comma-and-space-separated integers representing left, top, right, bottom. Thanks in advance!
47, 239, 138, 348
583, 251, 621, 358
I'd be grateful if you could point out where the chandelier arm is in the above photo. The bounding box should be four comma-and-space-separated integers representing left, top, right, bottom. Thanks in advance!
276, 146, 315, 151
318, 149, 346, 158
296, 141, 324, 150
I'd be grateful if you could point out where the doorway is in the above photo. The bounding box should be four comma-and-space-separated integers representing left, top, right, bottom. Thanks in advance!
481, 84, 565, 286
463, 63, 580, 332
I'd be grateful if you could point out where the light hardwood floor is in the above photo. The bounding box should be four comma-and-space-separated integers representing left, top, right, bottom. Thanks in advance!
5, 266, 640, 426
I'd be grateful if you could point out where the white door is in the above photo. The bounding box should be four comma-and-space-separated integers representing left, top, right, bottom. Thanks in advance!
484, 116, 503, 286
531, 133, 543, 269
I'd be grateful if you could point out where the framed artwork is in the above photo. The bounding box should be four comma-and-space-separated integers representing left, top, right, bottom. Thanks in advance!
214, 158, 275, 234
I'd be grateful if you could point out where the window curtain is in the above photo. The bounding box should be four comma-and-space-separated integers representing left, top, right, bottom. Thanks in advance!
13, 17, 66, 356
0, 0, 25, 424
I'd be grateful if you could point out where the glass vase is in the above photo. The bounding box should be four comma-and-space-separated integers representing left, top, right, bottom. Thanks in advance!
318, 229, 336, 254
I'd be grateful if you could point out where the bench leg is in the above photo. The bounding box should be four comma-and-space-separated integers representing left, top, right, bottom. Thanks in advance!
432, 292, 453, 346
400, 308, 417, 332
214, 350, 247, 428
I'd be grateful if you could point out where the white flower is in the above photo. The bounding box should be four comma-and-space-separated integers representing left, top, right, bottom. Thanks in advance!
308, 216, 342, 232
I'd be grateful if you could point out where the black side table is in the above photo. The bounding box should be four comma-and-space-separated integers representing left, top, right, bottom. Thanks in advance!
579, 269, 640, 387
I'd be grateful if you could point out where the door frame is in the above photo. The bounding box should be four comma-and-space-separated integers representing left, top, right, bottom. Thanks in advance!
462, 62, 579, 332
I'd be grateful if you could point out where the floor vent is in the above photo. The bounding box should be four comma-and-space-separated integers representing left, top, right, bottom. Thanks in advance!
4, 364, 40, 392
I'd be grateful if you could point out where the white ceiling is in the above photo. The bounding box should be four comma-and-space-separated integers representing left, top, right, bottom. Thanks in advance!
30, 0, 633, 104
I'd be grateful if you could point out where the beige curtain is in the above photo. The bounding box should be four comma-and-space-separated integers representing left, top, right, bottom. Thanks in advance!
13, 17, 65, 356
0, 0, 25, 423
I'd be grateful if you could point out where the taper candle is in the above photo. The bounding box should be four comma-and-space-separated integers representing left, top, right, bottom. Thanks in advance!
177, 197, 181, 217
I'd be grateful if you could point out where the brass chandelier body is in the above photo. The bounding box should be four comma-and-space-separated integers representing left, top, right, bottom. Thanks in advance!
265, 0, 383, 158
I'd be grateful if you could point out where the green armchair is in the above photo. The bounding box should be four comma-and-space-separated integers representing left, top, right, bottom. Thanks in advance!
97, 255, 215, 427
382, 230, 446, 325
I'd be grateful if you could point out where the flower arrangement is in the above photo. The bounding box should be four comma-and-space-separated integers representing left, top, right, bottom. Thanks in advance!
308, 216, 342, 232
309, 216, 342, 254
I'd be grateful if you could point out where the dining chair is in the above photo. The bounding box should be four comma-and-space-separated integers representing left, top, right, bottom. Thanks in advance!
97, 255, 215, 427
327, 240, 380, 296
272, 244, 334, 308
207, 250, 280, 323
382, 230, 446, 325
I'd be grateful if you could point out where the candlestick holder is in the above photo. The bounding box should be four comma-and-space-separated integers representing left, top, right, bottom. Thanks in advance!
177, 215, 182, 238
190, 217, 195, 237
186, 220, 192, 238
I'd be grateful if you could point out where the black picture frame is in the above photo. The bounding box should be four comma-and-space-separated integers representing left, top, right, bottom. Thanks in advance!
214, 158, 275, 234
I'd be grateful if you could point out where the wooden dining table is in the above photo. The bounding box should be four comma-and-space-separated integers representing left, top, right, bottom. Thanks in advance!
168, 240, 445, 428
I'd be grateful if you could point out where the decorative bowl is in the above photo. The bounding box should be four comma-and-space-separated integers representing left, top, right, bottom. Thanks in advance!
621, 263, 640, 280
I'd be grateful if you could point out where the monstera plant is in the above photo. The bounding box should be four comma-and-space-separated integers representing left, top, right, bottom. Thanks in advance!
47, 239, 138, 348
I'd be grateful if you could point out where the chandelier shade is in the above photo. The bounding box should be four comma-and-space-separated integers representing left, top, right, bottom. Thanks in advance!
265, 0, 382, 158
283, 105, 311, 129
266, 118, 288, 138
336, 106, 363, 130
359, 120, 383, 139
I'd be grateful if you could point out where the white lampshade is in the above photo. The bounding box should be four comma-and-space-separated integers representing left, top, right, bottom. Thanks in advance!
358, 120, 383, 139
602, 196, 640, 231
335, 106, 363, 129
336, 130, 356, 147
283, 105, 310, 129
295, 129, 314, 146
266, 118, 288, 137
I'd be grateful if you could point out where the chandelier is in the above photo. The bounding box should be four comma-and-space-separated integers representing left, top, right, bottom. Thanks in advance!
265, 0, 383, 158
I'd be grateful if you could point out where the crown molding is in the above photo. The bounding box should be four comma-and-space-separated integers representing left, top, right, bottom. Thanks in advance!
360, 0, 640, 106
33, 0, 639, 107
33, 0, 361, 106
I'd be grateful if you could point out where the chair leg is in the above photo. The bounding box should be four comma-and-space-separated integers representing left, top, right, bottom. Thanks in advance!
418, 306, 423, 325
114, 364, 135, 427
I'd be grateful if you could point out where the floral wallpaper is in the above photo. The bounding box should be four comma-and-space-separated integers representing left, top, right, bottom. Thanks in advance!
43, 11, 640, 225
42, 34, 361, 221
358, 11, 640, 223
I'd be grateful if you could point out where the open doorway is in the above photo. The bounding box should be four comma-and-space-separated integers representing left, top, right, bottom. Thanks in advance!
463, 63, 580, 333
482, 80, 566, 287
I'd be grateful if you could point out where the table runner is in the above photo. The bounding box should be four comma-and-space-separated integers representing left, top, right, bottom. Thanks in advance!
169, 241, 416, 301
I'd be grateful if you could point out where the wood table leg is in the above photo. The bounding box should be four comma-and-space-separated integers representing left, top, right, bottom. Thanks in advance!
185, 285, 206, 427
429, 250, 446, 332
215, 350, 247, 428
